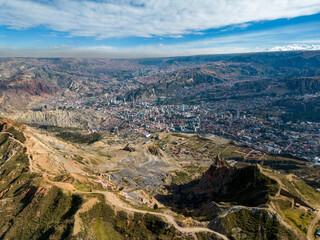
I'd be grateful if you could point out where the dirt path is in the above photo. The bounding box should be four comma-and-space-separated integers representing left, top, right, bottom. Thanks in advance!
307, 210, 320, 240
94, 190, 229, 240
73, 197, 99, 235
43, 174, 77, 191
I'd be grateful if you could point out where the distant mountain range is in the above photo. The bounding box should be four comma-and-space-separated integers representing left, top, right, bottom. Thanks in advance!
1, 50, 320, 123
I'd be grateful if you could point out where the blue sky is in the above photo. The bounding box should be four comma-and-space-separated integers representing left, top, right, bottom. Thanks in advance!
0, 0, 320, 58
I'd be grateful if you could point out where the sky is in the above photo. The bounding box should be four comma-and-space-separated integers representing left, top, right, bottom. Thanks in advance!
0, 0, 320, 58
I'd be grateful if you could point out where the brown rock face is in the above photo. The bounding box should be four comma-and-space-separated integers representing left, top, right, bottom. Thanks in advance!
0, 119, 16, 131
196, 164, 237, 196
214, 155, 229, 168
147, 144, 165, 157
123, 144, 136, 152
157, 163, 278, 211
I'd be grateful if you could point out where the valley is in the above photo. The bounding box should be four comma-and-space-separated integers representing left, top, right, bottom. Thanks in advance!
0, 52, 320, 239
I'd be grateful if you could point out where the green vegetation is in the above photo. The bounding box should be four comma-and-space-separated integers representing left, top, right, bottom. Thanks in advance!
220, 146, 243, 159
291, 179, 320, 206
282, 205, 313, 233
221, 208, 298, 240
196, 232, 220, 240
75, 183, 92, 192
57, 131, 102, 144
266, 169, 320, 206
3, 186, 82, 240
0, 130, 83, 240
172, 171, 191, 185
79, 201, 182, 239
6, 126, 26, 143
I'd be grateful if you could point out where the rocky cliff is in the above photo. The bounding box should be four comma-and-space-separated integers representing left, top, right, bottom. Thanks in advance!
11, 109, 104, 129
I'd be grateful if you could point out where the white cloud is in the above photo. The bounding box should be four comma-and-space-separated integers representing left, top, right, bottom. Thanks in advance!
1, 22, 320, 58
0, 0, 320, 39
1, 18, 320, 58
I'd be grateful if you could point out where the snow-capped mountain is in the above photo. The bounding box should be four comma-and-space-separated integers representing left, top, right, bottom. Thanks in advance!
269, 44, 320, 52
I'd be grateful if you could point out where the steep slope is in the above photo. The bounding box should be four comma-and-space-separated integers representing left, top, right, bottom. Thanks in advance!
0, 120, 79, 239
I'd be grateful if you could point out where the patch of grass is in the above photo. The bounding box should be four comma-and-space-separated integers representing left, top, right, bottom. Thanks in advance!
220, 146, 241, 159
171, 171, 191, 185
80, 200, 180, 239
0, 132, 10, 145
282, 208, 313, 234
75, 183, 92, 192
222, 208, 298, 240
57, 131, 102, 144
93, 219, 123, 240
1, 186, 82, 240
276, 198, 314, 234
292, 179, 320, 205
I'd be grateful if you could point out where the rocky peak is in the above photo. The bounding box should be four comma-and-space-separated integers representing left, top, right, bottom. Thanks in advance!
214, 154, 229, 168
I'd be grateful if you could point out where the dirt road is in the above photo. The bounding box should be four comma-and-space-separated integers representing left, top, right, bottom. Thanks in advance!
95, 190, 229, 240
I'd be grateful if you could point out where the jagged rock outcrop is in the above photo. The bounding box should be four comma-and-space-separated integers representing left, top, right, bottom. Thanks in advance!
215, 154, 229, 168
157, 161, 279, 211
146, 143, 165, 157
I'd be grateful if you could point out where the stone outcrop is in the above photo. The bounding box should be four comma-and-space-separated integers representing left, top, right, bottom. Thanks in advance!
215, 154, 229, 168
146, 144, 165, 157
123, 144, 136, 152
157, 162, 278, 211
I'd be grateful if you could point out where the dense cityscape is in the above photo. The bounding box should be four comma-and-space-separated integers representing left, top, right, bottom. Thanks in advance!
42, 91, 320, 162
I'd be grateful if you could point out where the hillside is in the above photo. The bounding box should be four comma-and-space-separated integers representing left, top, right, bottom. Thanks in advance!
125, 51, 320, 104
0, 119, 319, 239
0, 119, 224, 239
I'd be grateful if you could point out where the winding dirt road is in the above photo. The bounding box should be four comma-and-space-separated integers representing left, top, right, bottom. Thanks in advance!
307, 210, 320, 240
95, 190, 229, 240
42, 175, 229, 239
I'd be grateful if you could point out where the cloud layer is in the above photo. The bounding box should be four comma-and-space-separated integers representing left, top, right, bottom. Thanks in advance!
1, 0, 320, 39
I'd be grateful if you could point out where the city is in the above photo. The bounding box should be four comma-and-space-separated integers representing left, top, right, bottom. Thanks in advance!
40, 91, 320, 162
